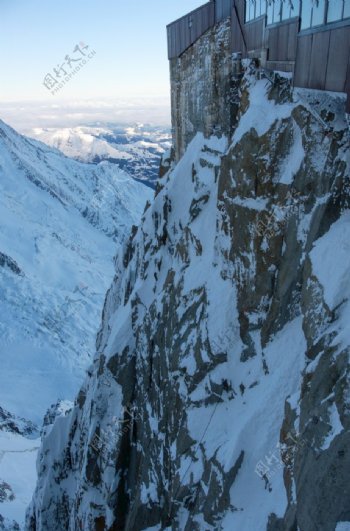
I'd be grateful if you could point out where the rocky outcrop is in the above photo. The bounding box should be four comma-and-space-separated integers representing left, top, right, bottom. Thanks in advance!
0, 253, 22, 277
0, 407, 38, 438
0, 482, 15, 504
40, 400, 73, 438
0, 514, 19, 531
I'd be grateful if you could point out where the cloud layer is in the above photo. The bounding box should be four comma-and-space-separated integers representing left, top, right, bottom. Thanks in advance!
0, 98, 171, 131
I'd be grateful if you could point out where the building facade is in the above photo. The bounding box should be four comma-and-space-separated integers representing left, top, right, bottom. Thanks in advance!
167, 0, 350, 112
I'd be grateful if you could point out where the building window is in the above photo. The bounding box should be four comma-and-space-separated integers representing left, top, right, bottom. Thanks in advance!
301, 0, 326, 28
345, 0, 350, 18
327, 0, 343, 21
301, 0, 350, 29
327, 0, 350, 21
245, 0, 267, 22
300, 0, 312, 28
267, 0, 300, 24
282, 0, 291, 19
256, 0, 268, 16
313, 0, 326, 25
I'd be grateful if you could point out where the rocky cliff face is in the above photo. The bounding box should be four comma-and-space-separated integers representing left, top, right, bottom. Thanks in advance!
28, 28, 350, 531
170, 18, 239, 161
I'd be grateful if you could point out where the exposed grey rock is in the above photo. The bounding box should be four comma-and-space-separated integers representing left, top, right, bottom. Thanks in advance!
0, 514, 20, 531
0, 481, 15, 504
0, 253, 22, 276
41, 400, 73, 439
0, 407, 38, 438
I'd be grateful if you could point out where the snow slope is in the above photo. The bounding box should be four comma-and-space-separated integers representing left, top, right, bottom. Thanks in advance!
0, 119, 153, 528
0, 430, 39, 530
0, 118, 152, 423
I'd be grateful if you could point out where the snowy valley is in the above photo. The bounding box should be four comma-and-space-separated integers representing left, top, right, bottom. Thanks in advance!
0, 119, 152, 529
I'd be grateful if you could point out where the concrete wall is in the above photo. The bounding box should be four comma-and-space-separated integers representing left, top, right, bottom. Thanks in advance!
170, 19, 235, 160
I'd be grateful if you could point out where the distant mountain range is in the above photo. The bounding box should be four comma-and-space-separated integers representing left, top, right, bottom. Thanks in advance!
28, 124, 172, 187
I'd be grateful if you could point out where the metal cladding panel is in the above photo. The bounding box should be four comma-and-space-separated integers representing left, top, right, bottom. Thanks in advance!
184, 17, 191, 50
294, 34, 313, 87
176, 22, 182, 57
231, 0, 264, 54
346, 51, 350, 106
167, 25, 172, 58
325, 26, 350, 92
231, 0, 246, 53
278, 25, 289, 61
177, 20, 183, 57
257, 17, 266, 49
215, 0, 232, 22
167, 2, 215, 59
295, 25, 350, 104
268, 26, 279, 59
346, 55, 350, 112
309, 31, 330, 90
236, 0, 245, 23
267, 19, 299, 62
209, 2, 216, 26
192, 12, 200, 41
287, 19, 299, 61
182, 17, 190, 53
231, 10, 242, 52
167, 29, 171, 58
246, 17, 265, 51
167, 31, 171, 58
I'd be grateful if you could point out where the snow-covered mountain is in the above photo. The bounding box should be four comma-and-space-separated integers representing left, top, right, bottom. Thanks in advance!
27, 63, 350, 531
28, 124, 171, 187
0, 119, 153, 528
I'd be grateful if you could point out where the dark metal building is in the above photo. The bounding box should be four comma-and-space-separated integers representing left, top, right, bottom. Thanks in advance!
167, 0, 350, 112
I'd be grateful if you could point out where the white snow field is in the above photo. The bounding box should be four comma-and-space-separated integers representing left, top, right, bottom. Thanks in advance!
0, 118, 153, 528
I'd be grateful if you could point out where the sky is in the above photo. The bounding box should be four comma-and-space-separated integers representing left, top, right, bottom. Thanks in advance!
0, 0, 205, 128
